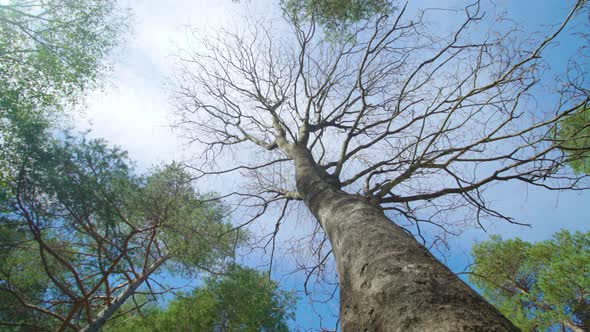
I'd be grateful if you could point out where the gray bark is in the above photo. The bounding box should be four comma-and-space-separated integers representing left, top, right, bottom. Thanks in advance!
293, 145, 519, 331
80, 254, 170, 332
565, 321, 585, 332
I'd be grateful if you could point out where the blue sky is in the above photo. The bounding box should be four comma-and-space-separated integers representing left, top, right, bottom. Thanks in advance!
78, 0, 590, 330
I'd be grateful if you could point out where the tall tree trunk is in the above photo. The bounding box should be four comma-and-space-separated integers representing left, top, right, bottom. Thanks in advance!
293, 145, 518, 331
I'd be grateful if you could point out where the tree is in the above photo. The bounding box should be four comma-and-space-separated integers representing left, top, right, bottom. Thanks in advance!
0, 130, 238, 331
282, 0, 391, 33
558, 107, 590, 175
0, 215, 57, 330
0, 0, 124, 113
0, 0, 126, 206
171, 0, 589, 330
105, 264, 295, 332
468, 231, 590, 332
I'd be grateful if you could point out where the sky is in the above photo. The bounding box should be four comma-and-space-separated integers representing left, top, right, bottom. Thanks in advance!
78, 0, 590, 330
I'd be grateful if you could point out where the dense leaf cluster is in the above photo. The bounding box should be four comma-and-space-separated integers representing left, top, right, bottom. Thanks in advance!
0, 128, 237, 330
559, 107, 590, 175
282, 0, 391, 33
470, 231, 590, 331
0, 0, 126, 209
105, 265, 296, 332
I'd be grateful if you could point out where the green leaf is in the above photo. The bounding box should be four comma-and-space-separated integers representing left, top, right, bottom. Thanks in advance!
469, 230, 590, 331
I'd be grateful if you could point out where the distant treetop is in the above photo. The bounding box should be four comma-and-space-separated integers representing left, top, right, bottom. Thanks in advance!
469, 230, 590, 331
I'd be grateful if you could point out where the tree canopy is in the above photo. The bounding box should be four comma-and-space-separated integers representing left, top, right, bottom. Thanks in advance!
105, 264, 296, 332
173, 0, 589, 244
0, 128, 238, 331
0, 0, 125, 112
559, 107, 590, 175
469, 231, 590, 331
170, 0, 589, 329
281, 0, 391, 33
0, 0, 127, 210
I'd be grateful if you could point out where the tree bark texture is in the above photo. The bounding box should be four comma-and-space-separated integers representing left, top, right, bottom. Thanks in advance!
293, 146, 519, 331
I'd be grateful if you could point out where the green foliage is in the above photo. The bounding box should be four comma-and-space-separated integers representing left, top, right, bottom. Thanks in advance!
137, 164, 239, 275
0, 0, 127, 206
558, 107, 590, 175
0, 126, 237, 329
0, 116, 68, 331
282, 0, 392, 33
469, 231, 590, 331
0, 219, 58, 331
0, 106, 48, 204
0, 0, 126, 111
0, 2, 141, 329
106, 265, 296, 332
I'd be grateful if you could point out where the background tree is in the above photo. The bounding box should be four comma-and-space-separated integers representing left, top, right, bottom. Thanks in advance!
559, 107, 590, 175
171, 0, 589, 329
468, 231, 589, 332
106, 264, 295, 332
0, 129, 238, 331
0, 0, 127, 191
0, 212, 58, 330
0, 0, 124, 114
282, 0, 391, 34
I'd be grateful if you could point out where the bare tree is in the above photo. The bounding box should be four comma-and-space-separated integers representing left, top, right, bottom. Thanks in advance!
171, 0, 589, 330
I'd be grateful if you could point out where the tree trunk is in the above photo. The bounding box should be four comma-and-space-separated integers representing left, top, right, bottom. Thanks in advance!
80, 254, 170, 332
293, 145, 518, 331
565, 321, 585, 332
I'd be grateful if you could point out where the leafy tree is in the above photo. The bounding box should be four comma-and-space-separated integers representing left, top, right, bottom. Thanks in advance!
0, 0, 127, 190
0, 130, 238, 331
0, 0, 125, 113
0, 217, 60, 331
171, 0, 589, 330
281, 0, 391, 33
469, 231, 590, 332
105, 265, 295, 332
559, 107, 590, 175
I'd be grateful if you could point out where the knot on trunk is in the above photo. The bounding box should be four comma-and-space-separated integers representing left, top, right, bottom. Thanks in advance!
325, 172, 342, 188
